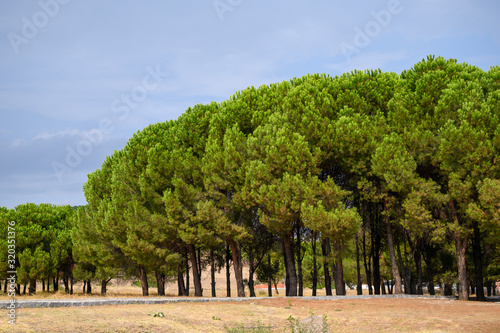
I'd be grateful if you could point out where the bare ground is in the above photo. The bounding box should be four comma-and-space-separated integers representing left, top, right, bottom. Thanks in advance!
2, 268, 500, 332
1, 296, 500, 332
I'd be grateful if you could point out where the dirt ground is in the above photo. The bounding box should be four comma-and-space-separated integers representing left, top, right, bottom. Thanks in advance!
2, 296, 499, 332
2, 268, 500, 332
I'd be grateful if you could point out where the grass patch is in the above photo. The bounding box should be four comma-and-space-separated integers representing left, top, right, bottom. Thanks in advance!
2, 296, 498, 332
287, 315, 330, 333
225, 320, 273, 333
148, 311, 165, 318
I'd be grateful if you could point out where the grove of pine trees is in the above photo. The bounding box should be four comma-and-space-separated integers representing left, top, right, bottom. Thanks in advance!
1, 56, 500, 301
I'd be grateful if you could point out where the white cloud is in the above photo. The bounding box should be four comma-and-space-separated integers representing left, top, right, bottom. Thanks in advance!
11, 129, 84, 147
0, 127, 128, 208
33, 129, 81, 141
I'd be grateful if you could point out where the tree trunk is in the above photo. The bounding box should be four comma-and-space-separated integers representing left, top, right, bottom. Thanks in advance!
63, 276, 69, 294
197, 248, 202, 291
42, 279, 45, 292
312, 233, 318, 297
177, 263, 186, 296
362, 231, 373, 295
185, 250, 190, 295
385, 202, 402, 294
450, 200, 469, 301
53, 275, 59, 292
397, 234, 412, 294
296, 224, 304, 297
485, 280, 492, 296
381, 280, 386, 294
226, 243, 231, 297
427, 270, 435, 295
282, 235, 297, 296
211, 248, 216, 298
47, 278, 50, 292
455, 235, 469, 300
267, 252, 272, 297
248, 250, 256, 297
372, 218, 381, 295
138, 265, 149, 296
444, 283, 453, 296
332, 259, 346, 296
156, 272, 165, 296
423, 245, 436, 295
189, 245, 203, 297
472, 223, 485, 301
284, 251, 290, 296
101, 280, 107, 295
23, 284, 27, 295
332, 241, 346, 296
415, 248, 423, 295
322, 238, 332, 296
229, 239, 245, 297
355, 235, 362, 295
29, 278, 36, 295
70, 276, 74, 295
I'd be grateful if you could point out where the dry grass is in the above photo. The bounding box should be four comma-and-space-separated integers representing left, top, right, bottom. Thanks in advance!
1, 297, 499, 332
2, 270, 499, 332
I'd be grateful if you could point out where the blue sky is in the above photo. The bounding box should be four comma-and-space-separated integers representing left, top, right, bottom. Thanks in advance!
1, 0, 499, 209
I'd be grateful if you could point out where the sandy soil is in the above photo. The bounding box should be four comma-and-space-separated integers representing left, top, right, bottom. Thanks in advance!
1, 296, 499, 332
2, 269, 499, 332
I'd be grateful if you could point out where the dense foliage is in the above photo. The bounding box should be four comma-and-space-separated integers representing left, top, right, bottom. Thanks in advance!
2, 56, 499, 300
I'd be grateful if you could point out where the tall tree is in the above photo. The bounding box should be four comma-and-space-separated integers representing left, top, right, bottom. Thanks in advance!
388, 56, 490, 300
13, 204, 73, 295
302, 176, 362, 295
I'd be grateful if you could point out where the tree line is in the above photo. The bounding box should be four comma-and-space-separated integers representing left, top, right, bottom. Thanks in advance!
1, 56, 499, 300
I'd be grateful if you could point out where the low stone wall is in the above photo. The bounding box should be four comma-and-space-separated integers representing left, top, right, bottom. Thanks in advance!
0, 294, 459, 309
